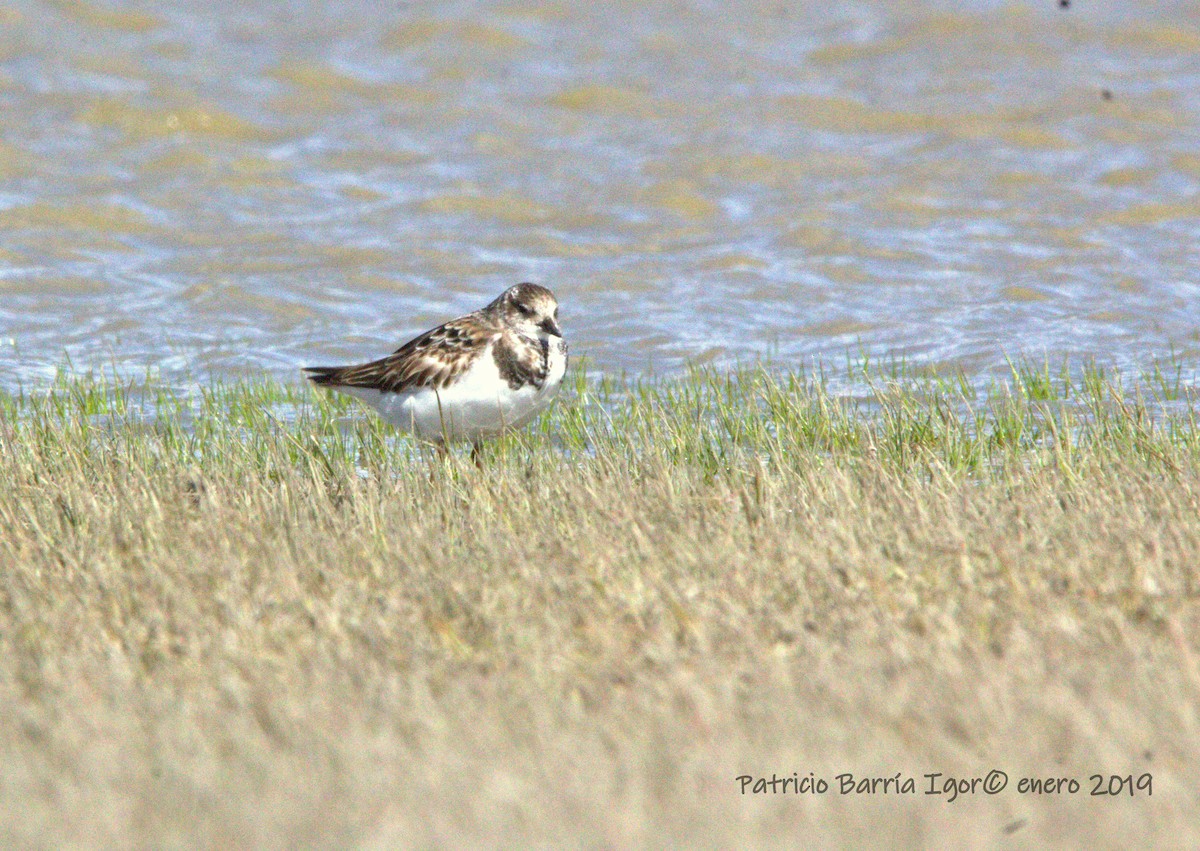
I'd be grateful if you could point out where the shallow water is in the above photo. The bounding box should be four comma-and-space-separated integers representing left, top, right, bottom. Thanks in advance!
1, 0, 1198, 394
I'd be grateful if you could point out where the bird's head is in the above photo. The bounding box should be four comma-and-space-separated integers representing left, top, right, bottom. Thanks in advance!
490, 282, 562, 339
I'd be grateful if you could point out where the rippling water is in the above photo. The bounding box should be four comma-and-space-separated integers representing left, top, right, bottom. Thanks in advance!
1, 0, 1198, 393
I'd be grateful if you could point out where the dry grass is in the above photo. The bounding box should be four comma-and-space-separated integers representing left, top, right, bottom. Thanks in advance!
2, 362, 1199, 848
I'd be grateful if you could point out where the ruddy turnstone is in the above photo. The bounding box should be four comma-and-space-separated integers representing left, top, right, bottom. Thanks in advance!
304, 283, 567, 458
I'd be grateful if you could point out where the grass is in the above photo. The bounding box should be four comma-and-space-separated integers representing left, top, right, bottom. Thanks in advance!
2, 359, 1200, 847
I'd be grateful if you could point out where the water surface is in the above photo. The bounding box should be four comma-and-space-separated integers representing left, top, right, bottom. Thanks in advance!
1, 0, 1198, 393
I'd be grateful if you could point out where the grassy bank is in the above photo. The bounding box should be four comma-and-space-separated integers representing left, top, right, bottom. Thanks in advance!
2, 362, 1199, 847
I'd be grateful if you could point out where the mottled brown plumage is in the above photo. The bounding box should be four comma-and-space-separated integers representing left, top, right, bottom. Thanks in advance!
494, 336, 551, 391
304, 316, 493, 394
304, 283, 564, 396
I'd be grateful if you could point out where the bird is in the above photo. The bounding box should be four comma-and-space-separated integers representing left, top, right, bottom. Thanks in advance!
304, 283, 567, 462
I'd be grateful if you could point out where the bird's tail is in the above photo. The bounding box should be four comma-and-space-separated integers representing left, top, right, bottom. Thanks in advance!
302, 365, 350, 387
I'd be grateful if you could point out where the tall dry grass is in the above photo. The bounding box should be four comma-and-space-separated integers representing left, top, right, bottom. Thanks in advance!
1, 362, 1198, 847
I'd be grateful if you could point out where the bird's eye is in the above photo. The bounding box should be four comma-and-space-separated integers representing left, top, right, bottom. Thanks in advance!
516, 303, 533, 316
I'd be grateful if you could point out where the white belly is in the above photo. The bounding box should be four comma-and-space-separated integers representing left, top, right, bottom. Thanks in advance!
340, 338, 566, 443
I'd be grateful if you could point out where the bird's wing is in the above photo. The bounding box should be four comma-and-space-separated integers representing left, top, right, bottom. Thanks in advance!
304, 315, 496, 394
